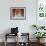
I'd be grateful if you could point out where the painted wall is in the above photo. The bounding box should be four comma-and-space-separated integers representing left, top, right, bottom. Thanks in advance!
0, 0, 37, 42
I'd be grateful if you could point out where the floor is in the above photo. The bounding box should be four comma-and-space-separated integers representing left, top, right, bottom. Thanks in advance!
0, 42, 46, 46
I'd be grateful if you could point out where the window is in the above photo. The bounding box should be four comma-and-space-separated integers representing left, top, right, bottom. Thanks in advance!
37, 0, 46, 18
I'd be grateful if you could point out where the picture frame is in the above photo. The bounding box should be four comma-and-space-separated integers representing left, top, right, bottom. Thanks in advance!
10, 7, 26, 20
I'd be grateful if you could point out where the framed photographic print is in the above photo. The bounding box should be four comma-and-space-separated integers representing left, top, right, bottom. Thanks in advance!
10, 7, 26, 20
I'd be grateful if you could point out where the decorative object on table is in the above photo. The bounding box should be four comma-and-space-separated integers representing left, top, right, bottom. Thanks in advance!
10, 7, 26, 20
11, 27, 18, 34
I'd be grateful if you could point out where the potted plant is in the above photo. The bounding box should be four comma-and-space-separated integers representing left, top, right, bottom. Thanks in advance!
33, 32, 46, 43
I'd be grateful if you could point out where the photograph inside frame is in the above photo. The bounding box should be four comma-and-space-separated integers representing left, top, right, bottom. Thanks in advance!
10, 7, 26, 20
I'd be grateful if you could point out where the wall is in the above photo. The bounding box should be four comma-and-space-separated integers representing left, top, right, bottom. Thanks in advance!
0, 0, 36, 42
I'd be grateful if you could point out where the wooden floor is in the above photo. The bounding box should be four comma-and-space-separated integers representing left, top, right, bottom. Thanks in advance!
0, 42, 46, 46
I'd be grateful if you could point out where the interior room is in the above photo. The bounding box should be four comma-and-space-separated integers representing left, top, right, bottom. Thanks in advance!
0, 0, 46, 46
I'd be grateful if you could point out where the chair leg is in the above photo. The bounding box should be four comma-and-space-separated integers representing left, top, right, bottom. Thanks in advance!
4, 33, 7, 46
16, 34, 18, 46
4, 41, 7, 46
